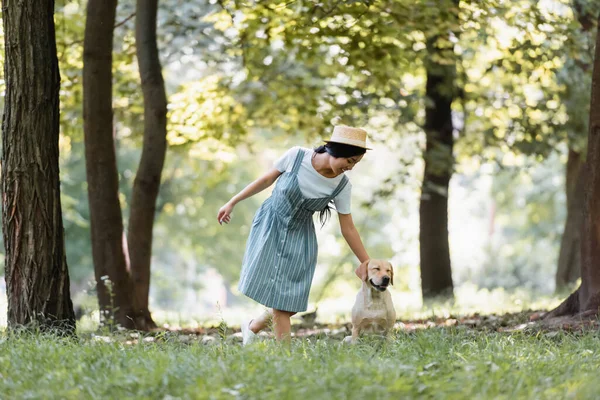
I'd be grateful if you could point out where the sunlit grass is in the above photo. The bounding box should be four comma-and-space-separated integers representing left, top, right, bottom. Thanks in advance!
0, 284, 592, 399
1, 328, 599, 399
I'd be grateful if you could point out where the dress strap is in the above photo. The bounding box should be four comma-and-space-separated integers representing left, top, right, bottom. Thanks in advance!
291, 149, 305, 174
330, 175, 349, 199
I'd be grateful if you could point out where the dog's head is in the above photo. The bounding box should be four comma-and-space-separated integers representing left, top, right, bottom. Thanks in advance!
355, 259, 394, 292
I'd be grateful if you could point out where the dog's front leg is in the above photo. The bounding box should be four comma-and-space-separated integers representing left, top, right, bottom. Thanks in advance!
343, 324, 361, 345
384, 319, 396, 343
351, 325, 360, 344
384, 328, 394, 343
343, 324, 360, 345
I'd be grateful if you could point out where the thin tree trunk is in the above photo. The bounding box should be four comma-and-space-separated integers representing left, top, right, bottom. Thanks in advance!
546, 13, 600, 319
83, 0, 144, 329
1, 0, 75, 332
419, 26, 457, 300
555, 149, 584, 290
128, 0, 169, 329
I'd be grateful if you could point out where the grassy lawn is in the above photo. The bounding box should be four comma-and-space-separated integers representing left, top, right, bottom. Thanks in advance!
1, 327, 599, 399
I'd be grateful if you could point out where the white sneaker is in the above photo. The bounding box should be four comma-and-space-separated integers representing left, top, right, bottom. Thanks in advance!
241, 320, 257, 346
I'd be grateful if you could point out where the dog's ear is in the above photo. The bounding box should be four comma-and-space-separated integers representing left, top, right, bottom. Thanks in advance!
388, 261, 394, 286
355, 260, 370, 281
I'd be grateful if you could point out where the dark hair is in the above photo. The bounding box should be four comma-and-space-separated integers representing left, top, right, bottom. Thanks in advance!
313, 142, 367, 227
314, 141, 367, 158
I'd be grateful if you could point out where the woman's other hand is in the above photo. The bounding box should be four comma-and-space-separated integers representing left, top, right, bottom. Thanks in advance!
217, 202, 234, 225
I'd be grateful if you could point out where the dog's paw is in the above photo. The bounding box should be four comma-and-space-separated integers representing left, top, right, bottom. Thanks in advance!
342, 335, 356, 345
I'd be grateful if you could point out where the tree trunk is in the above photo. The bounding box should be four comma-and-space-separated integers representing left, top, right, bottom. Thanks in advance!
579, 15, 600, 313
83, 0, 145, 330
555, 149, 584, 290
1, 0, 75, 332
554, 1, 595, 292
127, 0, 169, 329
419, 34, 456, 299
546, 13, 600, 319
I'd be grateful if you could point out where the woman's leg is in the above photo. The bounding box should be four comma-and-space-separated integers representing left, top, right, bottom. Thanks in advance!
273, 309, 297, 342
248, 309, 273, 333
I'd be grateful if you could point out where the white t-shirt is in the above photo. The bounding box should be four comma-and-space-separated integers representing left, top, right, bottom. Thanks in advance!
274, 146, 352, 214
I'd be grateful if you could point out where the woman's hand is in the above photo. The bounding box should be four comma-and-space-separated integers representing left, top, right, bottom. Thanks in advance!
217, 202, 235, 225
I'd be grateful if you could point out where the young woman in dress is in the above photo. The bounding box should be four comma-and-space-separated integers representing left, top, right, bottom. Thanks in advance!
217, 125, 371, 344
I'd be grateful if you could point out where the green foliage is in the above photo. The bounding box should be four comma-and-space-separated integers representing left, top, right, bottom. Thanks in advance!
1, 329, 600, 398
210, 0, 425, 135
168, 77, 249, 146
55, 1, 85, 140
458, 0, 599, 162
203, 0, 597, 166
476, 155, 565, 291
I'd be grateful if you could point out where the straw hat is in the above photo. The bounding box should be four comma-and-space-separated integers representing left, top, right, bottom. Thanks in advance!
325, 125, 371, 149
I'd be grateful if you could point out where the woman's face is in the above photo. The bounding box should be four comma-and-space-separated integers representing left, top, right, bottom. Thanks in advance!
330, 153, 364, 175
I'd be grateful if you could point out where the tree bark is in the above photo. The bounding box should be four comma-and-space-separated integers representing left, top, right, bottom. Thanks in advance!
83, 0, 145, 329
419, 31, 457, 299
554, 0, 595, 292
128, 0, 169, 329
1, 0, 75, 332
578, 15, 600, 313
555, 149, 584, 290
546, 13, 600, 319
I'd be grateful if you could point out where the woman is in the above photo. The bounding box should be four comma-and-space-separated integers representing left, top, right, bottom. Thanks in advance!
217, 125, 371, 344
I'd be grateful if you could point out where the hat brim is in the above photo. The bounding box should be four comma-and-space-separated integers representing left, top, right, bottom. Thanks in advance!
324, 139, 372, 150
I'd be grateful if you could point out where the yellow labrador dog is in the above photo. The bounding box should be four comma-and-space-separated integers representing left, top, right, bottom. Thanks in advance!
344, 259, 396, 344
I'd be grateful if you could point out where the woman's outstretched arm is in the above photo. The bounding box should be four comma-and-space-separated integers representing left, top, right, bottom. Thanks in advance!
217, 167, 283, 224
338, 213, 369, 263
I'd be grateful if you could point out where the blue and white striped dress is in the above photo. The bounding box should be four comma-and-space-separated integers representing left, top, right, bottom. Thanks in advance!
238, 149, 349, 312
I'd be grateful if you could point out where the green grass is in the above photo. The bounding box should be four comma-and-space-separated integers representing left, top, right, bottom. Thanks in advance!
1, 328, 599, 399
